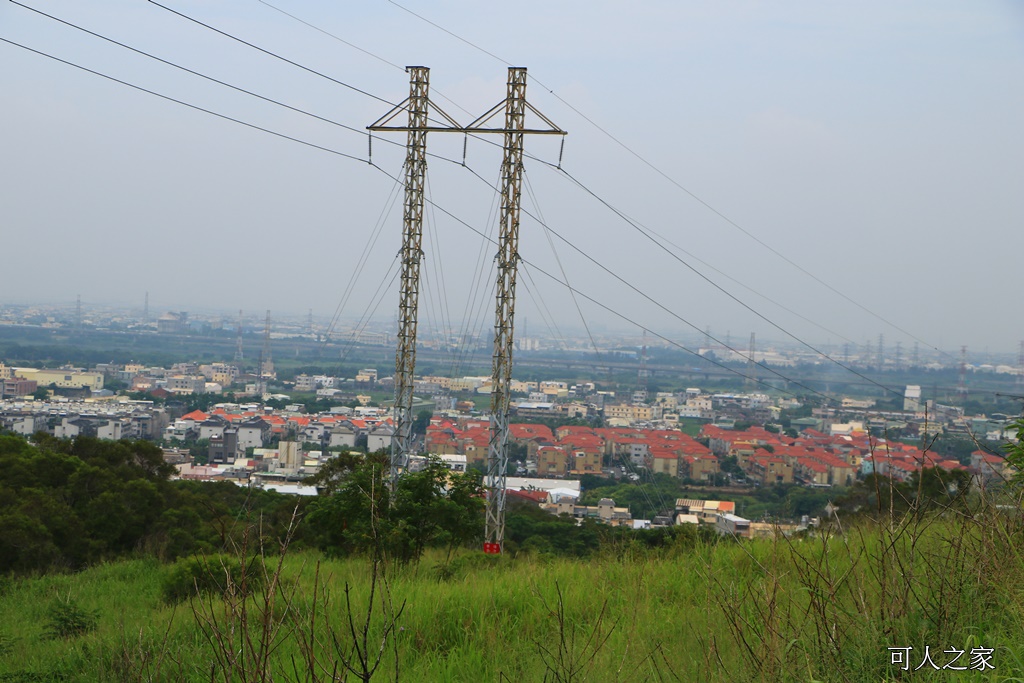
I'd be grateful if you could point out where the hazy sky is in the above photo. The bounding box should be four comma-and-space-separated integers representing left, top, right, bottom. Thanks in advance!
2, 0, 1022, 356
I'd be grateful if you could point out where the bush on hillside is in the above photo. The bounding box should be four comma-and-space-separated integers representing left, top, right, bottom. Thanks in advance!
160, 555, 265, 605
43, 595, 98, 639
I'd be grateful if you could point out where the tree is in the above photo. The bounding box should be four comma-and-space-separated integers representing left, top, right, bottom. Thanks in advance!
302, 450, 361, 495
412, 409, 432, 435
1004, 419, 1024, 488
305, 453, 484, 564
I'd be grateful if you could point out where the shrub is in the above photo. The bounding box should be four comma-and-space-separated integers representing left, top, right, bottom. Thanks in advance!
431, 551, 505, 582
43, 596, 98, 640
160, 555, 265, 605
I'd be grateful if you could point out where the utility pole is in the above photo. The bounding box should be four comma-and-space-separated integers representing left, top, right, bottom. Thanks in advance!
369, 67, 464, 485
257, 310, 271, 395
957, 345, 968, 398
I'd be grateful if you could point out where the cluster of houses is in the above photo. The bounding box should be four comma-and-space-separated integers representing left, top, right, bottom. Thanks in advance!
3, 354, 1018, 530
702, 423, 1010, 488
426, 418, 721, 481
0, 396, 171, 440
166, 405, 396, 463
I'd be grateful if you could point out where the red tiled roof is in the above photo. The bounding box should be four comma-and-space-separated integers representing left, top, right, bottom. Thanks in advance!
506, 489, 549, 504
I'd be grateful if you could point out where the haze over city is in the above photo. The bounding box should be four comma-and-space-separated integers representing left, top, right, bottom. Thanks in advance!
3, 0, 1022, 355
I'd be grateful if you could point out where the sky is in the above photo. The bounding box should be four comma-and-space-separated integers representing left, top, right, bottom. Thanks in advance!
2, 0, 1023, 358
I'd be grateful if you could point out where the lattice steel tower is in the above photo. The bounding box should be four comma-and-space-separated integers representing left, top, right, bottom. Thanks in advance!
369, 67, 463, 483
370, 66, 564, 547
465, 67, 566, 551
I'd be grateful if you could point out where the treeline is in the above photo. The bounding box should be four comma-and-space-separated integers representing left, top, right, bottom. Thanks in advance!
0, 432, 731, 577
0, 434, 301, 573
0, 434, 484, 575
0, 434, 791, 577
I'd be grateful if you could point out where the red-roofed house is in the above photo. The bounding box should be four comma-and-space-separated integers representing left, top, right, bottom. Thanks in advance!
649, 448, 679, 477
537, 446, 569, 476
971, 450, 1008, 484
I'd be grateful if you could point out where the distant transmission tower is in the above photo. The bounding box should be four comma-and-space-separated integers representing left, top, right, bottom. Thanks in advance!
261, 310, 273, 383
636, 329, 649, 399
877, 334, 884, 372
894, 341, 902, 372
957, 345, 968, 398
143, 292, 149, 323
75, 294, 82, 330
746, 332, 757, 388
234, 310, 244, 362
912, 341, 920, 368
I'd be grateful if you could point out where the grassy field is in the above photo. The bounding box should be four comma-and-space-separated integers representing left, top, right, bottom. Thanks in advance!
1, 505, 1023, 682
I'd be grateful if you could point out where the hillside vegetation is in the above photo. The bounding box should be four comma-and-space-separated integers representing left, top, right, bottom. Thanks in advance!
0, 432, 1023, 681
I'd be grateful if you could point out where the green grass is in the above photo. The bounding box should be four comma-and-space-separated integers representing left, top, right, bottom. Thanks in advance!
1, 511, 1023, 682
675, 418, 705, 437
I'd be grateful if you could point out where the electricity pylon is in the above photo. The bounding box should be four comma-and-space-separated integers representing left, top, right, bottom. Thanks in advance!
368, 67, 463, 484
234, 310, 244, 362
369, 67, 565, 549
465, 67, 565, 552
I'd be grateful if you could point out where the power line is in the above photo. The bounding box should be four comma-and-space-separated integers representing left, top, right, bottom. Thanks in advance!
523, 168, 602, 362
255, 0, 404, 71
321, 173, 404, 354
8, 5, 475, 171
555, 167, 902, 398
423, 174, 456, 368
147, 0, 394, 106
449, 167, 503, 379
253, 0, 475, 120
456, 164, 835, 402
414, 174, 831, 403
10, 1, 408, 150
337, 255, 402, 367
518, 264, 566, 350
385, 0, 508, 65
381, 0, 958, 363
537, 165, 859, 349
0, 35, 367, 164
3, 32, 834, 403
148, 0, 489, 142
132, 0, 961, 383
